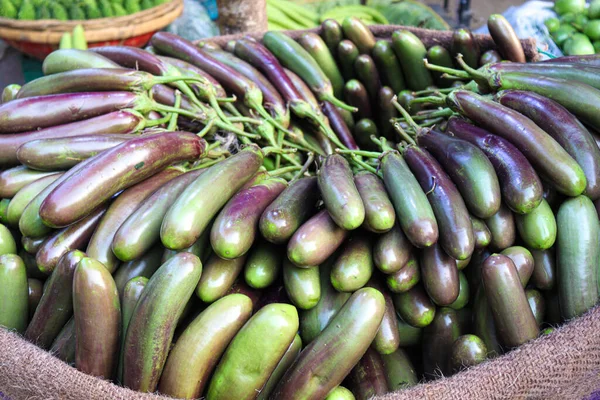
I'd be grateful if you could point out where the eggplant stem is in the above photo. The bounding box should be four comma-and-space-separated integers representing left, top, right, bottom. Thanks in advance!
291, 152, 315, 182
423, 58, 470, 79
217, 96, 237, 103
167, 90, 182, 131
414, 87, 455, 96
269, 165, 302, 177
262, 146, 297, 156
348, 153, 378, 174
409, 96, 446, 106
393, 122, 417, 146
324, 93, 358, 113
410, 108, 454, 121
190, 156, 225, 169
144, 112, 171, 127
455, 54, 488, 82
207, 141, 222, 151
275, 129, 285, 169
249, 100, 296, 136
391, 96, 421, 134
197, 119, 216, 137
336, 149, 381, 158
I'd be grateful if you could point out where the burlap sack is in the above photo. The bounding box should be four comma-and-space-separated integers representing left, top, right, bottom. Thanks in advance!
1, 305, 599, 400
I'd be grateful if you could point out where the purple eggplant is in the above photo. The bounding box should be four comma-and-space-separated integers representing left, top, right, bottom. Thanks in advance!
447, 90, 586, 197
416, 129, 501, 219
39, 132, 205, 228
17, 134, 133, 171
321, 101, 359, 150
211, 177, 288, 260
0, 167, 59, 197
403, 145, 474, 260
203, 48, 291, 129
446, 117, 543, 215
112, 170, 205, 262
157, 56, 227, 98
36, 205, 106, 274
87, 168, 183, 274
421, 243, 460, 306
496, 89, 600, 200
42, 49, 120, 75
0, 110, 152, 167
16, 69, 202, 99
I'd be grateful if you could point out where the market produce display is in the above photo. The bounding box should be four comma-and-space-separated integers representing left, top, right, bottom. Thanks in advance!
0, 0, 171, 20
545, 0, 600, 54
0, 13, 598, 400
267, 0, 449, 31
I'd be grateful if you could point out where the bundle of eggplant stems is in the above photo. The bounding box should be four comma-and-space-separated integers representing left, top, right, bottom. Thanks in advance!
0, 13, 599, 400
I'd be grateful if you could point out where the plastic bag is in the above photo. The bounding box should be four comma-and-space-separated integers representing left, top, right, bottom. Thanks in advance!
165, 0, 219, 41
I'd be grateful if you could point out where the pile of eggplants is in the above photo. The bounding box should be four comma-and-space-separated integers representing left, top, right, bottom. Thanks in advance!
0, 12, 598, 400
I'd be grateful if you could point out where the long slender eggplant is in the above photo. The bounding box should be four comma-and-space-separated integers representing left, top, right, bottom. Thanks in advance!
393, 284, 435, 328
299, 259, 351, 344
0, 91, 171, 134
17, 135, 133, 171
87, 168, 182, 274
6, 173, 62, 227
496, 90, 600, 200
39, 132, 203, 228
42, 49, 120, 75
0, 254, 28, 332
263, 31, 354, 111
501, 246, 535, 287
27, 278, 43, 318
374, 223, 412, 274
488, 14, 526, 62
25, 250, 85, 349
484, 203, 516, 250
372, 40, 406, 93
49, 317, 76, 365
446, 117, 543, 214
342, 16, 377, 54
347, 347, 389, 399
16, 69, 201, 99
531, 248, 556, 290
330, 234, 373, 293
151, 32, 283, 128
321, 101, 359, 150
0, 166, 59, 198
260, 177, 319, 244
157, 56, 227, 98
161, 145, 263, 250
113, 246, 163, 298
422, 307, 461, 378
206, 47, 290, 129
416, 129, 501, 219
541, 54, 600, 65
378, 86, 398, 140
452, 29, 480, 68
196, 254, 247, 303
73, 257, 121, 379
2, 84, 20, 103
380, 150, 438, 248
112, 170, 204, 262
36, 205, 106, 274
447, 90, 586, 197
354, 54, 381, 103
368, 277, 400, 355
386, 254, 420, 294
211, 177, 288, 260
123, 252, 203, 392
158, 294, 253, 399
272, 288, 385, 400
354, 171, 395, 233
297, 32, 345, 99
403, 145, 474, 260
257, 333, 303, 400
344, 79, 371, 119
318, 154, 365, 230
321, 19, 343, 56
232, 37, 345, 148
421, 243, 460, 306
0, 110, 154, 167
482, 254, 539, 347
244, 240, 282, 289
337, 40, 359, 81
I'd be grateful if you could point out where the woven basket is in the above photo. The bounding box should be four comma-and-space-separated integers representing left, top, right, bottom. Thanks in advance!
0, 0, 183, 60
1, 26, 597, 400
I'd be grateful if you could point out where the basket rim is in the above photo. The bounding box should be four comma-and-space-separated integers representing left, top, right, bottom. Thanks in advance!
0, 0, 183, 43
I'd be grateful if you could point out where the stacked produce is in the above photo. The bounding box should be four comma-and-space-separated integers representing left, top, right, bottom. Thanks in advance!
0, 0, 170, 20
0, 12, 598, 400
267, 0, 389, 30
545, 0, 600, 55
